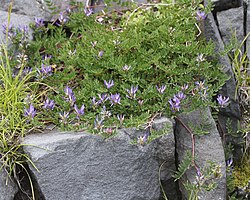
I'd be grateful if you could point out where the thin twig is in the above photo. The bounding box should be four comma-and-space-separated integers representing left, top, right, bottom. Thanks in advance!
175, 116, 200, 173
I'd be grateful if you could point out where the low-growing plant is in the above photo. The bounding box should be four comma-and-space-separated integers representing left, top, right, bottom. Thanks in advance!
0, 0, 233, 199
23, 0, 227, 137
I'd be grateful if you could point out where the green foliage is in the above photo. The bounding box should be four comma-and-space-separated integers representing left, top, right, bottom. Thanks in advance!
44, 0, 58, 14
25, 0, 227, 135
173, 150, 192, 181
233, 154, 250, 191
183, 161, 221, 200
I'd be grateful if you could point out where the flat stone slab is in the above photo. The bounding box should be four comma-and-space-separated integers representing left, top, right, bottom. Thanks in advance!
22, 117, 176, 200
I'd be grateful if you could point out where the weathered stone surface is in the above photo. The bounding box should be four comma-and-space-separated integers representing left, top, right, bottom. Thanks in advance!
0, 0, 46, 17
175, 108, 227, 200
22, 117, 176, 200
217, 7, 244, 47
0, 11, 34, 43
0, 169, 18, 200
204, 12, 242, 159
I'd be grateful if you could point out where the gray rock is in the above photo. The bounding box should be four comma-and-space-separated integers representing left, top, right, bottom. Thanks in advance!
204, 12, 242, 160
0, 0, 46, 18
205, 0, 243, 12
22, 117, 176, 200
0, 169, 18, 200
217, 7, 244, 47
175, 108, 227, 200
0, 11, 35, 43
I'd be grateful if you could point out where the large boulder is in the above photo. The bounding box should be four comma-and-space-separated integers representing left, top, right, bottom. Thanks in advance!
0, 169, 18, 200
175, 108, 227, 200
204, 12, 242, 160
22, 117, 177, 200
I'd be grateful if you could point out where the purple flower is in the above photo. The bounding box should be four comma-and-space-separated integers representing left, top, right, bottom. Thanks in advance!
181, 84, 188, 91
226, 158, 233, 167
126, 85, 138, 99
84, 7, 93, 17
100, 106, 111, 118
34, 18, 45, 28
156, 85, 166, 94
94, 116, 104, 131
22, 67, 32, 76
98, 93, 108, 104
138, 99, 144, 106
104, 80, 114, 89
117, 114, 125, 124
168, 96, 181, 112
137, 129, 150, 145
110, 93, 121, 106
138, 135, 147, 145
39, 64, 52, 78
123, 65, 131, 71
196, 168, 204, 181
64, 86, 73, 97
74, 104, 85, 118
24, 104, 36, 119
64, 86, 76, 106
176, 92, 186, 100
43, 99, 55, 110
196, 10, 207, 21
66, 7, 71, 13
217, 95, 230, 108
59, 111, 70, 125
2, 23, 16, 39
104, 127, 113, 134
18, 25, 29, 40
92, 97, 99, 108
98, 51, 104, 58
195, 80, 206, 90
57, 12, 68, 25
43, 54, 52, 60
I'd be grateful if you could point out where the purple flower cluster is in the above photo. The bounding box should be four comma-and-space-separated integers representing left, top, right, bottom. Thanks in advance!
104, 80, 114, 89
94, 116, 104, 131
2, 23, 16, 40
34, 18, 45, 28
168, 92, 186, 112
193, 80, 208, 100
39, 64, 52, 79
156, 84, 166, 94
59, 111, 70, 125
84, 7, 93, 17
110, 93, 121, 106
126, 85, 138, 99
64, 86, 85, 119
64, 86, 76, 106
24, 104, 36, 120
217, 95, 230, 108
74, 104, 85, 119
196, 10, 207, 21
56, 12, 68, 26
137, 128, 150, 145
44, 98, 55, 110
